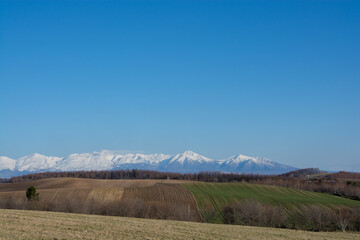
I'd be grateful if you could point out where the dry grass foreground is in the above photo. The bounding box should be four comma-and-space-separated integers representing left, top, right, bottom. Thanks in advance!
0, 209, 359, 240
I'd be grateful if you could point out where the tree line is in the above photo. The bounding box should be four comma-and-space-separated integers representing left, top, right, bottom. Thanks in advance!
221, 200, 360, 232
2, 169, 360, 200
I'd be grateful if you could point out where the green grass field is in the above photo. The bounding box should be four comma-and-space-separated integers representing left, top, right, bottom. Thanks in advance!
183, 182, 360, 223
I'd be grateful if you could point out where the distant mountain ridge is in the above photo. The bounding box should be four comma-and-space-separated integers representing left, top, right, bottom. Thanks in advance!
0, 150, 297, 178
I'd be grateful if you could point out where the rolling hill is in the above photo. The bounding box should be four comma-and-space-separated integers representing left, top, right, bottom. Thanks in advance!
1, 178, 359, 228
184, 182, 360, 223
0, 178, 201, 221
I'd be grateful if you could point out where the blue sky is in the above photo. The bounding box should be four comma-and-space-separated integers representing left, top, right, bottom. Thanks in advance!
0, 1, 359, 171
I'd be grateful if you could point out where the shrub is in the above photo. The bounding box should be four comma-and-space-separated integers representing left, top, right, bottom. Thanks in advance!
222, 200, 287, 228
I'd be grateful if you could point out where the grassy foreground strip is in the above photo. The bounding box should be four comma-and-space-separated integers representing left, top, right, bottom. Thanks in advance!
0, 209, 359, 240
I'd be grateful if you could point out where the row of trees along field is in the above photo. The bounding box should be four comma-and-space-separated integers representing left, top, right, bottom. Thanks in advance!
221, 200, 360, 232
3, 169, 360, 200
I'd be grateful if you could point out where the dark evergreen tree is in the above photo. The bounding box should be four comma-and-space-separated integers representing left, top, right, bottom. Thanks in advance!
26, 186, 39, 201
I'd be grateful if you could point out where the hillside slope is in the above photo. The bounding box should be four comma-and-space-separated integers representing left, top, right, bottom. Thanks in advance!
2, 178, 359, 231
0, 178, 200, 221
184, 182, 360, 223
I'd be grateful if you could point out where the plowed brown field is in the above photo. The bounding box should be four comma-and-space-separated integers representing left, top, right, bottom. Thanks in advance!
0, 178, 199, 220
123, 183, 202, 221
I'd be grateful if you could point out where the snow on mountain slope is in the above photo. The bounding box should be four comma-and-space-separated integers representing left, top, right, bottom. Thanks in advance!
0, 150, 297, 177
111, 153, 172, 171
15, 153, 63, 172
116, 153, 171, 165
219, 154, 297, 175
159, 151, 218, 173
0, 156, 16, 171
218, 154, 259, 164
168, 151, 213, 164
56, 150, 117, 171
55, 151, 172, 171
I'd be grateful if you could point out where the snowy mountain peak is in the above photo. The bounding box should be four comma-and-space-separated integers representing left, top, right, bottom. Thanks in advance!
15, 153, 63, 172
183, 150, 197, 155
169, 151, 213, 164
26, 152, 44, 158
116, 153, 171, 165
218, 154, 295, 174
220, 154, 273, 165
0, 156, 16, 171
0, 150, 297, 177
233, 154, 256, 161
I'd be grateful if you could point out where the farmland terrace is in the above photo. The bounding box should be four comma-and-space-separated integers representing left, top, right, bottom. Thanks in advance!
0, 178, 359, 232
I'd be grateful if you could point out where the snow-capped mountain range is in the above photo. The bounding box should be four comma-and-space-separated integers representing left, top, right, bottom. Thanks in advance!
0, 150, 297, 178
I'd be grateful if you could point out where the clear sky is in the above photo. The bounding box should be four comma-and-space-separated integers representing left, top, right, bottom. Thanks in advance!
0, 1, 359, 171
